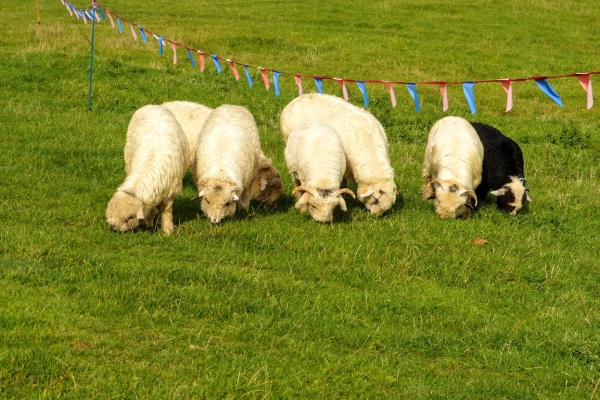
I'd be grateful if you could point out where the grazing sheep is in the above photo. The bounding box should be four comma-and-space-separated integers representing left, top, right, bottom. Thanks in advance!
470, 122, 531, 215
280, 93, 397, 216
164, 100, 284, 205
284, 121, 356, 222
161, 101, 213, 169
421, 116, 483, 219
106, 105, 189, 234
192, 104, 264, 224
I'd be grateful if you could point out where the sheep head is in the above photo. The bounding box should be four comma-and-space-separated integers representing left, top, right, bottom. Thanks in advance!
252, 156, 284, 206
490, 176, 531, 215
357, 180, 398, 216
293, 186, 355, 223
194, 179, 244, 224
432, 180, 477, 219
106, 191, 152, 232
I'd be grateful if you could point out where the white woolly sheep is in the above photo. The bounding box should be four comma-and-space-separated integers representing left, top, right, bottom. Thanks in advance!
192, 104, 265, 224
280, 93, 397, 216
106, 105, 189, 234
421, 116, 483, 219
284, 121, 356, 222
164, 100, 284, 206
161, 101, 213, 169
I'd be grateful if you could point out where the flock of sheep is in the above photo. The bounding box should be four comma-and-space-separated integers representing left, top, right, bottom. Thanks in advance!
106, 93, 532, 234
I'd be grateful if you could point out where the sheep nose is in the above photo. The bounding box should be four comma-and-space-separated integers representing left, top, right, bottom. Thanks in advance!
210, 215, 221, 224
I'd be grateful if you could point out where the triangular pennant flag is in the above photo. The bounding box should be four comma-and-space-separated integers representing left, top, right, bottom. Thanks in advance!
138, 27, 147, 43
210, 55, 222, 73
171, 42, 177, 64
499, 79, 513, 112
314, 78, 323, 94
82, 11, 88, 23
462, 82, 477, 114
356, 81, 369, 107
576, 73, 593, 110
94, 9, 101, 22
274, 71, 281, 97
244, 66, 253, 87
406, 83, 420, 112
294, 75, 303, 96
228, 60, 240, 80
107, 11, 114, 28
95, 6, 106, 20
130, 25, 137, 40
384, 82, 397, 108
117, 17, 123, 34
66, 3, 73, 16
186, 49, 196, 68
335, 79, 349, 101
534, 79, 563, 107
260, 68, 270, 90
439, 83, 448, 112
198, 52, 205, 72
156, 36, 164, 56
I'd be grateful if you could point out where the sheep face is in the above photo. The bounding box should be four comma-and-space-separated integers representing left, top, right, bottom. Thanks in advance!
357, 181, 397, 216
432, 181, 477, 219
253, 162, 284, 206
196, 179, 242, 224
106, 191, 154, 232
491, 177, 531, 215
294, 187, 355, 223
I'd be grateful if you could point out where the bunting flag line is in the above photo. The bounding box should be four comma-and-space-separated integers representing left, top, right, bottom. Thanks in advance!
61, 0, 600, 114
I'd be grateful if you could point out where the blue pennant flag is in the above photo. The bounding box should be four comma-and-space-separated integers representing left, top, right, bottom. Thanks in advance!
314, 78, 323, 94
138, 27, 147, 43
157, 37, 164, 56
210, 55, 222, 73
186, 49, 196, 67
244, 66, 253, 87
273, 71, 281, 97
462, 82, 477, 114
356, 81, 369, 107
534, 79, 563, 107
406, 83, 420, 112
95, 5, 106, 20
116, 17, 123, 34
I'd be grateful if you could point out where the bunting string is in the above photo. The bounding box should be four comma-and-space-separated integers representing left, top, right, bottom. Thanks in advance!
63, 0, 598, 114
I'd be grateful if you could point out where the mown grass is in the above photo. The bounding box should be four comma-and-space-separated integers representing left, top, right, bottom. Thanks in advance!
1, 0, 600, 398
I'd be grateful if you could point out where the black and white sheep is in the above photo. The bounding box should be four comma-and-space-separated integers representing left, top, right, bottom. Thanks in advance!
470, 122, 531, 215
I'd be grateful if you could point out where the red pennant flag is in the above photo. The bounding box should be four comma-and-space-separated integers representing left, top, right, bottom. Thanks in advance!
107, 11, 114, 28
384, 81, 397, 108
130, 25, 137, 40
171, 43, 178, 64
260, 68, 270, 90
228, 60, 240, 80
576, 73, 593, 110
499, 79, 513, 112
335, 79, 349, 101
294, 75, 303, 96
439, 83, 448, 112
198, 52, 205, 72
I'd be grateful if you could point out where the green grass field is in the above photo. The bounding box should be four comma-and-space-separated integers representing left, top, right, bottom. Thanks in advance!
2, 0, 600, 398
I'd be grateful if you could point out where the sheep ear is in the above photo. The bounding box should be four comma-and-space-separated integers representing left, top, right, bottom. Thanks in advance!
259, 177, 268, 191
526, 192, 532, 202
460, 190, 477, 209
232, 193, 240, 202
191, 189, 205, 200
136, 208, 145, 224
258, 155, 273, 169
338, 196, 348, 212
359, 185, 374, 198
294, 192, 311, 212
432, 179, 444, 191
490, 188, 506, 196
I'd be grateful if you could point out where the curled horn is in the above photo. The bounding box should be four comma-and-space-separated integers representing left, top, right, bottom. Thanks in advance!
292, 186, 319, 198
334, 188, 356, 199
461, 190, 477, 209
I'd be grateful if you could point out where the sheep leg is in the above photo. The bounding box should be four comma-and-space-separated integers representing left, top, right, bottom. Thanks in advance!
421, 165, 436, 200
160, 198, 175, 234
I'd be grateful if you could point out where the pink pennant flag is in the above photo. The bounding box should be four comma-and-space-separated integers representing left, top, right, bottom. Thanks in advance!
82, 12, 88, 23
500, 79, 513, 112
439, 83, 449, 112
576, 73, 593, 110
66, 4, 73, 16
197, 52, 205, 71
94, 9, 101, 22
259, 68, 270, 90
107, 11, 114, 28
294, 75, 303, 96
335, 79, 349, 101
228, 60, 240, 80
171, 43, 178, 64
384, 82, 397, 108
130, 25, 137, 40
